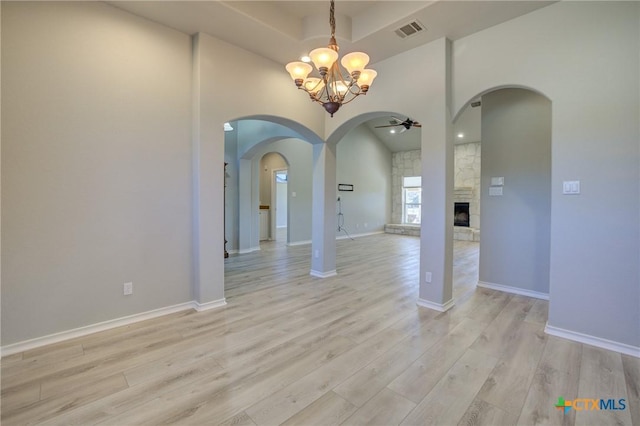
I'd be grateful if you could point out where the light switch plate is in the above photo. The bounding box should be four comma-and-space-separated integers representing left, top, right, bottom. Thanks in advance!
563, 180, 580, 194
491, 176, 504, 186
489, 187, 503, 196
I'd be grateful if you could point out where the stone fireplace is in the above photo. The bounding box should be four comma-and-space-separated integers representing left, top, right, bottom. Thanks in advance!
454, 202, 470, 227
453, 187, 480, 242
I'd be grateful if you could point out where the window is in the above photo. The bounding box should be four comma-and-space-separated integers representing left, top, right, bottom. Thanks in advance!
403, 176, 422, 224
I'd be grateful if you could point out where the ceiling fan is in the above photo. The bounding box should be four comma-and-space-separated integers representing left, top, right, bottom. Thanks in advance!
375, 117, 422, 133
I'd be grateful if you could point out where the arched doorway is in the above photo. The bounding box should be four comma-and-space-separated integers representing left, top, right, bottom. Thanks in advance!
453, 87, 552, 303
257, 152, 289, 246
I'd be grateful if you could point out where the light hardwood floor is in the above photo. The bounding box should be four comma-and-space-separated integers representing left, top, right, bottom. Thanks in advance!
2, 233, 638, 425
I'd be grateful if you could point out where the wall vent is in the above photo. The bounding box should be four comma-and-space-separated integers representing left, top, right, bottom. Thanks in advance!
394, 20, 425, 39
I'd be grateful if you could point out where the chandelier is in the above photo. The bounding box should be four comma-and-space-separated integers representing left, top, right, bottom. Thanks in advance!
285, 0, 377, 117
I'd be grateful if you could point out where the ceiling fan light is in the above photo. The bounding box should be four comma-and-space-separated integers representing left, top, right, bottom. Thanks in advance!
341, 52, 369, 76
309, 47, 338, 72
285, 61, 313, 83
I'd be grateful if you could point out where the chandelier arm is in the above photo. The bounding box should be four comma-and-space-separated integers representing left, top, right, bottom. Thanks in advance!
340, 94, 364, 105
345, 81, 362, 96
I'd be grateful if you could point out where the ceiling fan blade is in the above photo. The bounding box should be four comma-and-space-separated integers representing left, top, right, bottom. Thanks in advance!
375, 124, 401, 128
413, 123, 422, 127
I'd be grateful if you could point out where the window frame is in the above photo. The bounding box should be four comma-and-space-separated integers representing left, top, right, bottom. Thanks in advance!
402, 176, 422, 225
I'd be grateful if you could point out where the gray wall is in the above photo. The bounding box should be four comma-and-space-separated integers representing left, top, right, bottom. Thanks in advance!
336, 124, 392, 236
479, 89, 551, 294
1, 2, 193, 344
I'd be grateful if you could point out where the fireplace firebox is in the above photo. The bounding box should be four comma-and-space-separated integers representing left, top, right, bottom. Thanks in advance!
454, 202, 470, 227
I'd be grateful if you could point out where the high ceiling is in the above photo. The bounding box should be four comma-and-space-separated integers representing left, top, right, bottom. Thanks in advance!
109, 1, 555, 66
108, 0, 554, 151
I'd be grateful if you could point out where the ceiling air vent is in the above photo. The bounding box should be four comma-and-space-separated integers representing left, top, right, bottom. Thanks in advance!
395, 20, 425, 39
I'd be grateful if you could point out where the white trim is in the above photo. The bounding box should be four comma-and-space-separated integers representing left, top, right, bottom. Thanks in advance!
276, 225, 287, 229
227, 249, 239, 255
287, 239, 312, 247
545, 323, 640, 358
478, 281, 549, 300
310, 269, 338, 278
288, 232, 385, 247
417, 297, 455, 312
193, 298, 227, 312
336, 230, 384, 240
238, 246, 261, 254
1, 301, 195, 357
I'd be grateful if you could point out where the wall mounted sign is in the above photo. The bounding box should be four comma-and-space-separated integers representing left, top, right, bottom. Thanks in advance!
338, 184, 354, 192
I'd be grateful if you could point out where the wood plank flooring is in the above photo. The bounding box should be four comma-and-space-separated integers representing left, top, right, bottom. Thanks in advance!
2, 233, 638, 425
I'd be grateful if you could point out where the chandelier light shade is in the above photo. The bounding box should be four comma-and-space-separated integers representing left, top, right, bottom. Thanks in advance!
285, 0, 377, 117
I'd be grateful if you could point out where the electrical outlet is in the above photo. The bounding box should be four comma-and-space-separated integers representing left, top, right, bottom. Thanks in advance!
314, 250, 319, 259
123, 282, 133, 295
425, 272, 432, 283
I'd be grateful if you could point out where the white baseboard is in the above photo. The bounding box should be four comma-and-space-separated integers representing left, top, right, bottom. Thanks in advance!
287, 239, 312, 247
545, 323, 640, 358
337, 230, 384, 240
1, 299, 226, 357
478, 281, 549, 300
238, 246, 260, 254
287, 231, 385, 247
227, 249, 239, 255
417, 297, 455, 312
193, 298, 226, 312
310, 269, 338, 278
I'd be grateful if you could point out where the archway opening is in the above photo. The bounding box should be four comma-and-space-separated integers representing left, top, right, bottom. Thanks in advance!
258, 152, 289, 247
327, 112, 423, 282
452, 87, 552, 308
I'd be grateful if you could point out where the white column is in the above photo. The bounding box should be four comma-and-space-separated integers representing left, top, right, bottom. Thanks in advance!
237, 158, 254, 253
191, 33, 226, 309
418, 38, 454, 312
310, 142, 337, 277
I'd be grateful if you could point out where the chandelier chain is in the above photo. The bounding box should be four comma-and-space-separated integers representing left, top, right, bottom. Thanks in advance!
329, 0, 335, 39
